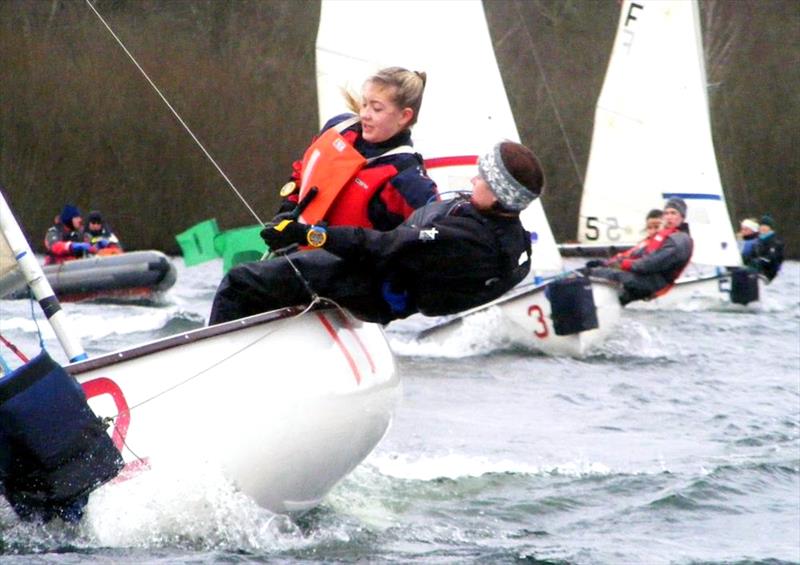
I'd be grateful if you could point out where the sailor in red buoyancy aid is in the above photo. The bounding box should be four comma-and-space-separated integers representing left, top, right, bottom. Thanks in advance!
44, 204, 97, 265
586, 198, 693, 305
605, 208, 664, 266
277, 67, 438, 231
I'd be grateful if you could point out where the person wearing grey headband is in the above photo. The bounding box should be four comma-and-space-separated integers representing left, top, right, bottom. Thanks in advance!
477, 141, 542, 213
210, 141, 545, 325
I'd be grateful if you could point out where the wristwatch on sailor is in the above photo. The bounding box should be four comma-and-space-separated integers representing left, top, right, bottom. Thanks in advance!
306, 225, 327, 248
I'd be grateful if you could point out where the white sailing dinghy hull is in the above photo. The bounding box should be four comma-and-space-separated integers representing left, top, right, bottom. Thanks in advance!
418, 279, 621, 357
628, 272, 766, 310
1, 189, 399, 517
68, 307, 399, 513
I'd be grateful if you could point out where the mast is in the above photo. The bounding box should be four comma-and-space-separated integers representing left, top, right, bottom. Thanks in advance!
0, 189, 87, 362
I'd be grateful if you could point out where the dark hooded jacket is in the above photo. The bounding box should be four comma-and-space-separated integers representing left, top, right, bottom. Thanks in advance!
209, 196, 533, 325
325, 197, 532, 316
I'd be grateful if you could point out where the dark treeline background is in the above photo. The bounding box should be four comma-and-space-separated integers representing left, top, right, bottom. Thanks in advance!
1, 0, 797, 257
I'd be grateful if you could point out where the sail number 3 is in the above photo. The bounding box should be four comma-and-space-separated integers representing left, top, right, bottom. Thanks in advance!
527, 305, 549, 338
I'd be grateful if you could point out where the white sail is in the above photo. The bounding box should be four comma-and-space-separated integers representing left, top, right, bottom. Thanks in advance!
0, 221, 15, 279
578, 0, 741, 267
316, 0, 563, 274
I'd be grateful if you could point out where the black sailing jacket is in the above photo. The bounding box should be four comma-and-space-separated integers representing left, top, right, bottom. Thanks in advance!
325, 197, 532, 316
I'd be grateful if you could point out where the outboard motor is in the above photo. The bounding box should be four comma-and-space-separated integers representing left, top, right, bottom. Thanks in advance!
0, 351, 123, 522
730, 268, 759, 305
547, 276, 599, 336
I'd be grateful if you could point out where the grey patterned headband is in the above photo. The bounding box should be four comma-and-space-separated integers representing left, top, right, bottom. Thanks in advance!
477, 143, 537, 211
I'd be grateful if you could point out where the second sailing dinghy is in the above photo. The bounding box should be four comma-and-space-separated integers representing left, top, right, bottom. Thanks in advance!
575, 0, 761, 308
317, 0, 622, 356
0, 187, 399, 519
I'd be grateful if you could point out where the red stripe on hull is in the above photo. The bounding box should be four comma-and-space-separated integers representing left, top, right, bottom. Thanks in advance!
332, 310, 376, 374
316, 312, 362, 384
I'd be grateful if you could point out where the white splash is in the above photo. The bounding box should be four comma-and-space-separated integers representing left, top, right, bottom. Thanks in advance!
82, 453, 304, 551
367, 452, 613, 481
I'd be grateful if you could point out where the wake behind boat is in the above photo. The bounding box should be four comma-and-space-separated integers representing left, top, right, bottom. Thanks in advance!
0, 249, 176, 302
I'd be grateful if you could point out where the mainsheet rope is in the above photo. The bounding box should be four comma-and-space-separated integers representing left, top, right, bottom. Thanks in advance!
84, 0, 331, 314
0, 333, 29, 364
83, 0, 264, 227
0, 293, 46, 371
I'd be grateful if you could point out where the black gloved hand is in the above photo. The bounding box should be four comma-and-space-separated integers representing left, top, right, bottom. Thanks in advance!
260, 219, 309, 250
270, 210, 298, 224
585, 259, 605, 269
276, 198, 298, 216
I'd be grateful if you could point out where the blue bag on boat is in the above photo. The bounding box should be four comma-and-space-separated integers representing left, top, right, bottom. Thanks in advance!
0, 350, 123, 521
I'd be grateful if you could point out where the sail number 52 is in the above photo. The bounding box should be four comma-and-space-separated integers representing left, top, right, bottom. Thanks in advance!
584, 216, 621, 241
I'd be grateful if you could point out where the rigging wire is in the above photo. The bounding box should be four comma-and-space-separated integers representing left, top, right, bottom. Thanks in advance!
82, 2, 345, 320
114, 301, 321, 419
512, 0, 585, 188
111, 296, 351, 471
84, 0, 326, 303
83, 0, 264, 226
28, 291, 46, 352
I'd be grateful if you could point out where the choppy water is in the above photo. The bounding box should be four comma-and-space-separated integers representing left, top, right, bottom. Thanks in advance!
1, 259, 798, 564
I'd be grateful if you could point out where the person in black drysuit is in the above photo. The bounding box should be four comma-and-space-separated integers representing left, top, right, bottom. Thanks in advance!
745, 214, 784, 282
208, 141, 544, 325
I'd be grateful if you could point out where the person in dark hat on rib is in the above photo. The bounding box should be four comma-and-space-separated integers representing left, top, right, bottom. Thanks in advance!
209, 141, 543, 325
85, 210, 123, 254
44, 204, 97, 265
585, 197, 693, 305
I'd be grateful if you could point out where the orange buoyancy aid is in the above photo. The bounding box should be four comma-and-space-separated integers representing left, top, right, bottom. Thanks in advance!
610, 237, 648, 263
298, 117, 415, 228
629, 225, 693, 297
298, 117, 367, 225
642, 226, 679, 254
622, 226, 683, 271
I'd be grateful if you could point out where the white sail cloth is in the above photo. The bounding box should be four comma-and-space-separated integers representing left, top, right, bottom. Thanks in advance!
579, 0, 741, 268
316, 0, 563, 275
